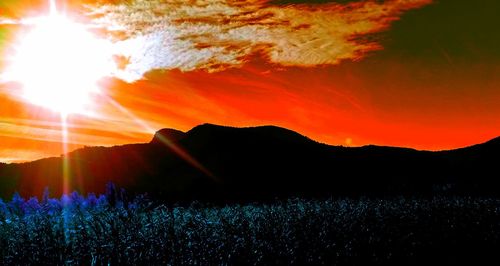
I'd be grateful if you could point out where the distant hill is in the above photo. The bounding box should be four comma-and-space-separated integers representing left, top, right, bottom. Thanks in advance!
0, 124, 498, 201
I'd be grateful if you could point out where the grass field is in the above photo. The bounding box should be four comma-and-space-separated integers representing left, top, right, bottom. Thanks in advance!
0, 189, 499, 265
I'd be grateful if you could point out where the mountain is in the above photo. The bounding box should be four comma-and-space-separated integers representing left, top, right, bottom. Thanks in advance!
0, 124, 498, 201
151, 128, 186, 144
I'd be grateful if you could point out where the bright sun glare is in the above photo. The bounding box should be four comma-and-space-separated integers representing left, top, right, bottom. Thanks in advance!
5, 1, 114, 116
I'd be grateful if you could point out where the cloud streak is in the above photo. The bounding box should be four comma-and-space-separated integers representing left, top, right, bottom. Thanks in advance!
84, 0, 432, 82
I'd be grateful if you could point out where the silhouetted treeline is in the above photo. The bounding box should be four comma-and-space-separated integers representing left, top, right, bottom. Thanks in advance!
0, 124, 498, 201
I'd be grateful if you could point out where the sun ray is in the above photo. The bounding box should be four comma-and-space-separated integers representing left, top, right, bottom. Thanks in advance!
102, 94, 216, 179
61, 114, 71, 195
49, 0, 57, 15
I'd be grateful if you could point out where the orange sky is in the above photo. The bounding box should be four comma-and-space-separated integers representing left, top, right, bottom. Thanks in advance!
0, 0, 499, 162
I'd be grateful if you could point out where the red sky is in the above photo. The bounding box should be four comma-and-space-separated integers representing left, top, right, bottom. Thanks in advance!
0, 0, 499, 162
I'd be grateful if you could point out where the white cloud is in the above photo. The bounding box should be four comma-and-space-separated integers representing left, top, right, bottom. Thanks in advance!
76, 0, 432, 81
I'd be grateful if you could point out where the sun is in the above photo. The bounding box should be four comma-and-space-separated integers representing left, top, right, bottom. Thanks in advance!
4, 6, 114, 116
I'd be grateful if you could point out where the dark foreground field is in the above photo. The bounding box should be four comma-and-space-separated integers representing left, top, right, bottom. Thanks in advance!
0, 191, 499, 265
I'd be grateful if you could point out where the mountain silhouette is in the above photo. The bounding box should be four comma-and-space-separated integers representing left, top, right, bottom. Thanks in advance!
0, 124, 498, 201
151, 128, 187, 144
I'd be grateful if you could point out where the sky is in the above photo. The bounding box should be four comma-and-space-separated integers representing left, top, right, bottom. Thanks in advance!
0, 0, 499, 162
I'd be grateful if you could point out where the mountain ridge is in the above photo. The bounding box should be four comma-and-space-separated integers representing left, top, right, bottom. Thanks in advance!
0, 123, 498, 201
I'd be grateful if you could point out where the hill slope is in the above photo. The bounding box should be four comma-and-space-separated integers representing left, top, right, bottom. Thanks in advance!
0, 124, 498, 200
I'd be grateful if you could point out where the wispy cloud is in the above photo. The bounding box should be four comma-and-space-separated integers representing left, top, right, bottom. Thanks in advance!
85, 0, 432, 81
